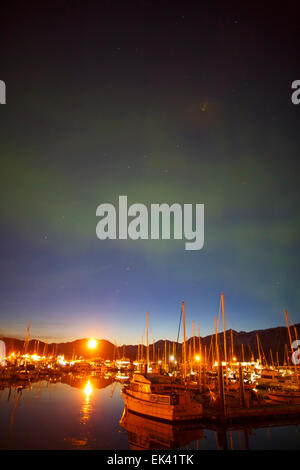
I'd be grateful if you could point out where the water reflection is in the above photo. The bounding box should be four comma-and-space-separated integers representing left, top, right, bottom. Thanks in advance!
8, 387, 22, 443
80, 380, 93, 426
84, 380, 92, 401
119, 406, 300, 450
120, 408, 205, 450
0, 375, 299, 449
61, 373, 113, 390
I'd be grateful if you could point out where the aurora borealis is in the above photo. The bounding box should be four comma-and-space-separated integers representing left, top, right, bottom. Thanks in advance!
0, 1, 299, 344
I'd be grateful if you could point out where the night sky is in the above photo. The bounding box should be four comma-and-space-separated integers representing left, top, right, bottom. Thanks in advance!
0, 1, 299, 344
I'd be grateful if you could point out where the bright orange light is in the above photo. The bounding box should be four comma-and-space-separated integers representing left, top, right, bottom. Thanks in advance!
195, 355, 200, 362
88, 339, 97, 349
31, 354, 40, 361
84, 380, 92, 402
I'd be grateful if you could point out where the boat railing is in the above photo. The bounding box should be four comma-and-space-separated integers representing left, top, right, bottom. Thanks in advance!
150, 393, 171, 404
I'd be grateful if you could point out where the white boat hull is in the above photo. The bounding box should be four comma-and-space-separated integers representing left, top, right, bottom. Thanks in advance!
122, 389, 203, 422
268, 391, 300, 404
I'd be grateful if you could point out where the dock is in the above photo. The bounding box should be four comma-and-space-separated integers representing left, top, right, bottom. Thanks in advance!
204, 402, 300, 424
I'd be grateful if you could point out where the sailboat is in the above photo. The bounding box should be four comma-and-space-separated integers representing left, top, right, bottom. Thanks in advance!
122, 372, 203, 422
267, 310, 300, 404
122, 307, 203, 422
267, 389, 300, 404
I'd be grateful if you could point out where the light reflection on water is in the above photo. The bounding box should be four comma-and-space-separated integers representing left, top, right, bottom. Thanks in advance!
0, 376, 299, 450
80, 380, 93, 427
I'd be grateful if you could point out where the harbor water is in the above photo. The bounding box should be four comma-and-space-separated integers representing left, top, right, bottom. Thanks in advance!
0, 375, 300, 450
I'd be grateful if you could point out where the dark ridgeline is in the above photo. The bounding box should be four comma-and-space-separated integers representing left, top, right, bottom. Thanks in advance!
1, 323, 299, 363
0, 338, 115, 360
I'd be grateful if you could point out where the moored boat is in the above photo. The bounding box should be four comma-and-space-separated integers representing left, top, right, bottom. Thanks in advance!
267, 389, 300, 404
122, 373, 203, 422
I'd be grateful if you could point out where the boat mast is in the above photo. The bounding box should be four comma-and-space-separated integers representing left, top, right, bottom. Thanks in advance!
285, 310, 299, 385
141, 336, 143, 361
164, 340, 167, 371
146, 312, 149, 371
198, 323, 202, 386
294, 325, 299, 343
284, 344, 288, 365
270, 349, 274, 368
256, 334, 261, 364
43, 342, 48, 357
193, 320, 196, 371
221, 293, 227, 363
23, 320, 31, 355
182, 301, 187, 380
215, 316, 219, 364
209, 335, 214, 363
